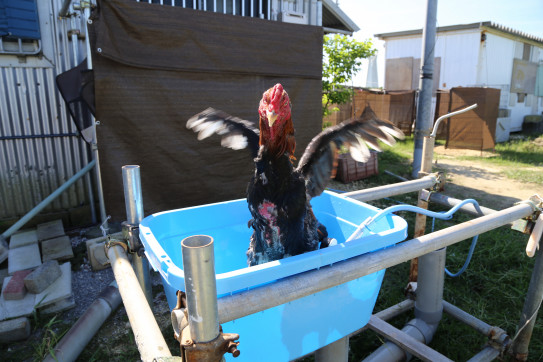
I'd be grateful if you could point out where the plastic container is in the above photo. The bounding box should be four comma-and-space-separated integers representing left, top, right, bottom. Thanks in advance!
140, 191, 407, 361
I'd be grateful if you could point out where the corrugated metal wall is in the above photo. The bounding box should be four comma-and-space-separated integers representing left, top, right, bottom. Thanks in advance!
0, 0, 91, 220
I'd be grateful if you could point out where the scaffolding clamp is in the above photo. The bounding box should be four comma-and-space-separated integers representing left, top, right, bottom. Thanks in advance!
122, 221, 145, 256
104, 236, 128, 253
172, 291, 240, 362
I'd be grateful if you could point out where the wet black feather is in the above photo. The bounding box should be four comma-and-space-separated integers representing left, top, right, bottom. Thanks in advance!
186, 105, 403, 265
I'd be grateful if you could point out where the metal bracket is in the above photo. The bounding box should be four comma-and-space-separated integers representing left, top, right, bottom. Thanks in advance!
122, 221, 145, 256
512, 195, 543, 234
104, 236, 128, 253
172, 291, 240, 362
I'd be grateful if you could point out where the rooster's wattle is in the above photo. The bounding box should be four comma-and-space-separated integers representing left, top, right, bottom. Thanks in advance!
187, 84, 403, 266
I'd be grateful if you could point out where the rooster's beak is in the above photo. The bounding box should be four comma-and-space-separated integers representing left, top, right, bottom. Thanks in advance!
266, 110, 278, 127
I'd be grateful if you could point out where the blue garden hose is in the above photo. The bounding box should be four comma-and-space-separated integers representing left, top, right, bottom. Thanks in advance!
356, 198, 481, 278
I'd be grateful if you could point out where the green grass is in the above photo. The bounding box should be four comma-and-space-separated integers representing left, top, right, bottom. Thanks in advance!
380, 134, 543, 184
327, 141, 543, 361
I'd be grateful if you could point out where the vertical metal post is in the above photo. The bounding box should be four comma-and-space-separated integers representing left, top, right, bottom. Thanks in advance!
512, 247, 543, 361
181, 235, 220, 343
315, 337, 349, 362
409, 0, 438, 282
412, 0, 438, 178
122, 165, 153, 306
84, 6, 108, 229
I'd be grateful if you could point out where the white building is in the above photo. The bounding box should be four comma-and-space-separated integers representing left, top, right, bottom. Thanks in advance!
375, 21, 543, 132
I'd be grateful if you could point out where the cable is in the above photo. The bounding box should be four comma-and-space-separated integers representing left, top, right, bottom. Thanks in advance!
348, 198, 482, 277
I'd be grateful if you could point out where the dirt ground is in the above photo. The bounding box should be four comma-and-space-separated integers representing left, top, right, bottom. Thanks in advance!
432, 145, 543, 210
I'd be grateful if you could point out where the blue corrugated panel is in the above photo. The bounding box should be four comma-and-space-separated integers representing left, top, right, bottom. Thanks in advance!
0, 0, 40, 39
0, 0, 8, 37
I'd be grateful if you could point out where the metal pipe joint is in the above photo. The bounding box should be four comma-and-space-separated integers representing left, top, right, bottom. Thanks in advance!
122, 221, 145, 255
172, 291, 240, 361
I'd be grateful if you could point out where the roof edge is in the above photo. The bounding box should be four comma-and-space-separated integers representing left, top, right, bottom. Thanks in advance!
322, 0, 360, 33
375, 21, 543, 46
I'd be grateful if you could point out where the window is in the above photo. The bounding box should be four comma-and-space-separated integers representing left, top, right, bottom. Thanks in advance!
0, 0, 41, 55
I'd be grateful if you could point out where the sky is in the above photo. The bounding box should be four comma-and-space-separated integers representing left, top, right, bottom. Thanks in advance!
336, 0, 543, 86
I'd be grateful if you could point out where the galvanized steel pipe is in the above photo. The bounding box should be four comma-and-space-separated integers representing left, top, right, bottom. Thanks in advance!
181, 235, 220, 343
512, 246, 543, 360
1, 160, 96, 239
122, 165, 144, 225
216, 202, 535, 323
107, 244, 171, 361
122, 165, 153, 306
341, 174, 438, 202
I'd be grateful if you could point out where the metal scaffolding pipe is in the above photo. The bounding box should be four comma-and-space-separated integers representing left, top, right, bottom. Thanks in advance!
44, 283, 122, 362
107, 245, 171, 361
181, 235, 220, 343
466, 346, 501, 362
428, 191, 497, 218
122, 165, 144, 225
443, 300, 497, 337
216, 202, 536, 323
315, 337, 349, 362
512, 246, 543, 360
1, 160, 96, 240
122, 165, 153, 305
412, 0, 438, 178
364, 316, 451, 362
341, 174, 438, 202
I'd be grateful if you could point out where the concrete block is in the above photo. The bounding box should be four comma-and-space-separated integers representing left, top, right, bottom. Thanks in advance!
2, 270, 32, 300
24, 260, 62, 294
37, 219, 65, 242
41, 235, 74, 262
9, 229, 38, 249
34, 262, 72, 309
8, 243, 41, 275
39, 295, 75, 315
86, 237, 110, 271
0, 276, 36, 319
0, 317, 31, 343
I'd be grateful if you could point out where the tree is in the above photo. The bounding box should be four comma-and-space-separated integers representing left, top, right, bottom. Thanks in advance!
322, 34, 376, 116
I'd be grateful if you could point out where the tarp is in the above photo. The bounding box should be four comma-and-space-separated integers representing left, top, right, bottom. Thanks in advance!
353, 89, 416, 135
446, 87, 500, 151
89, 0, 323, 220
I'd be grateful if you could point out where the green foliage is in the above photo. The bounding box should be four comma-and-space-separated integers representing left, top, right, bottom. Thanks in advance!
322, 34, 376, 116
32, 316, 69, 361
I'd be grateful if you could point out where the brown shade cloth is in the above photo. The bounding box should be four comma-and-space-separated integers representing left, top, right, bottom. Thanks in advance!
352, 89, 416, 135
446, 87, 499, 151
89, 0, 323, 220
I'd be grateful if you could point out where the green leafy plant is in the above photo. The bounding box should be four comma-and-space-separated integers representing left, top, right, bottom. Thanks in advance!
32, 315, 68, 361
322, 34, 376, 116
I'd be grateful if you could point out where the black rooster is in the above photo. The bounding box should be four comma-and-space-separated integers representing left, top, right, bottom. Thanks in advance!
187, 84, 403, 266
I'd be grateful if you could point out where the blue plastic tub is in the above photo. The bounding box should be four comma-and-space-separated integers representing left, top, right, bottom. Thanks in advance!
139, 191, 407, 361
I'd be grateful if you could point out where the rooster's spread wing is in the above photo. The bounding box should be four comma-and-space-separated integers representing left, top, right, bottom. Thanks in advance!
186, 108, 260, 158
297, 106, 404, 198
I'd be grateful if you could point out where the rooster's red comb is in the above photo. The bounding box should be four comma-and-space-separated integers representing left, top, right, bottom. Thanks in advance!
258, 83, 291, 121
